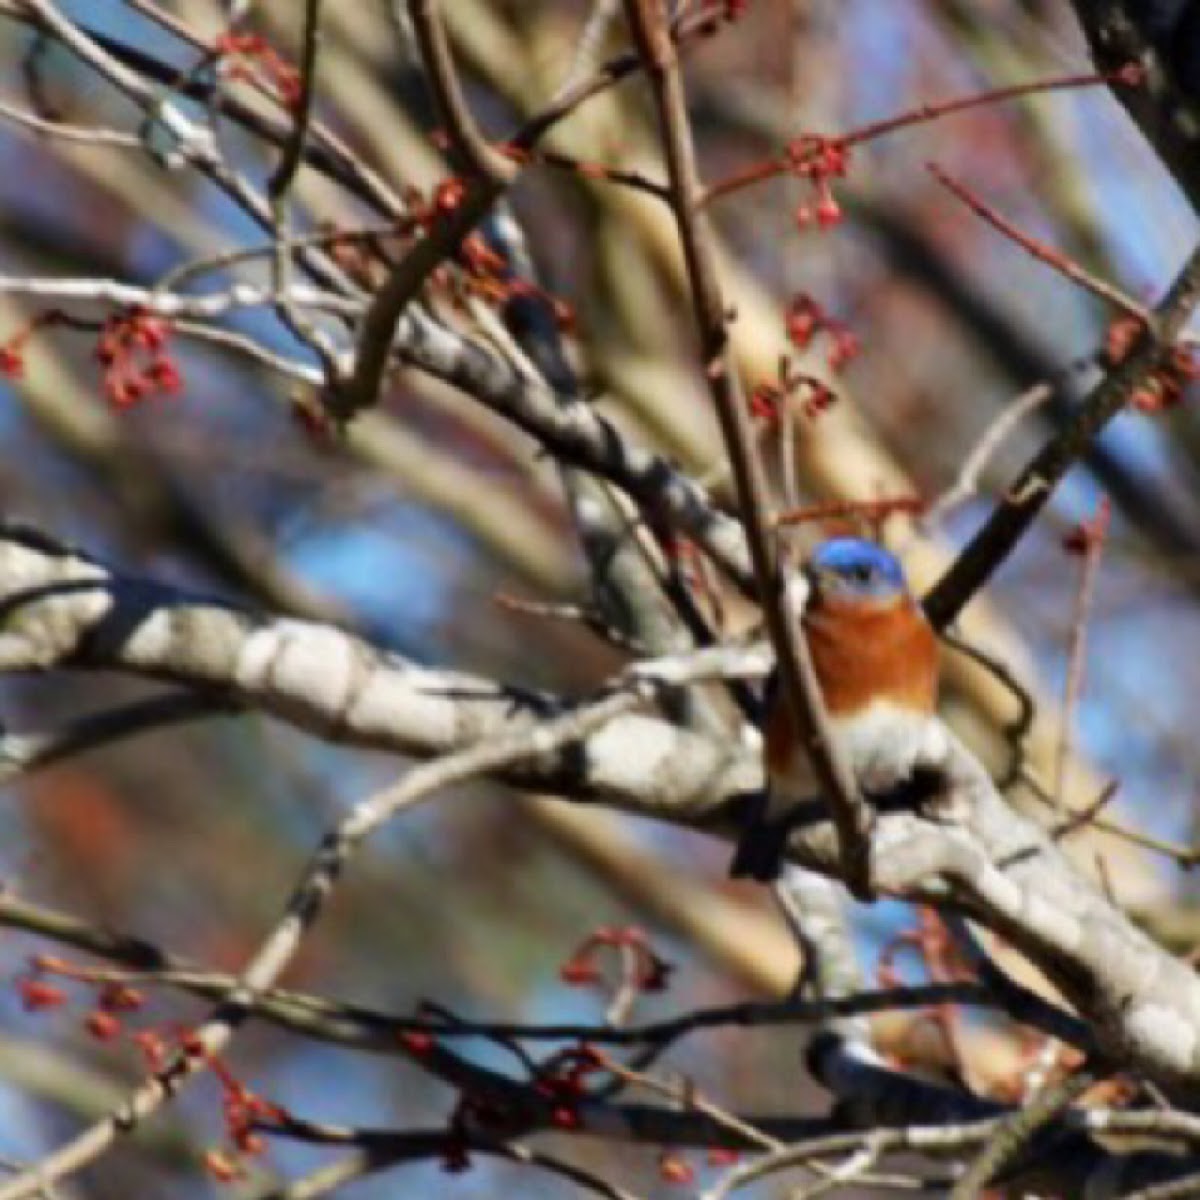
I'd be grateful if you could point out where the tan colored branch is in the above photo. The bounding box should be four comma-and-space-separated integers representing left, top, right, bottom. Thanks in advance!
622, 0, 873, 895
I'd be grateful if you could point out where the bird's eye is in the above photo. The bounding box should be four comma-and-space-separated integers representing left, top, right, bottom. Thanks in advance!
849, 564, 873, 585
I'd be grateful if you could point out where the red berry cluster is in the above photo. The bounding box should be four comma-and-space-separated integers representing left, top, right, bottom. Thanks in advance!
328, 180, 576, 335
1132, 345, 1200, 413
95, 308, 183, 407
786, 292, 859, 369
749, 364, 837, 429
658, 1147, 743, 1185
398, 1027, 435, 1056
877, 908, 964, 990
875, 908, 968, 1075
133, 1028, 168, 1070
0, 343, 26, 380
785, 135, 850, 229
1105, 315, 1200, 413
460, 232, 576, 331
421, 176, 576, 330
750, 292, 858, 426
1104, 314, 1141, 364
532, 1042, 606, 1131
15, 954, 145, 1042
659, 1151, 695, 1185
12, 955, 288, 1186
209, 1062, 288, 1178
432, 176, 466, 216
193, 1036, 289, 1182
213, 32, 302, 110
558, 925, 673, 993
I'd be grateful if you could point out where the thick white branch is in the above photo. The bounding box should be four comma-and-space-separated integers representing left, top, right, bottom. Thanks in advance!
0, 529, 760, 813
4, 527, 1200, 1088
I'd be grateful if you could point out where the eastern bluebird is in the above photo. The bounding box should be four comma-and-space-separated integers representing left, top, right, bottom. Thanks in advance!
729, 537, 941, 882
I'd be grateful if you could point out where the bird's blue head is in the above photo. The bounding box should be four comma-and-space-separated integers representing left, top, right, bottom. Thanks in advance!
805, 538, 908, 604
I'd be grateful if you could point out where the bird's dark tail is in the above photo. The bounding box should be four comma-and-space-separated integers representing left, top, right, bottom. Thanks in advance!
728, 791, 790, 882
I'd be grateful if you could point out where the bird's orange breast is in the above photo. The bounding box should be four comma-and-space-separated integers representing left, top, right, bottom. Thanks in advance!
804, 595, 938, 718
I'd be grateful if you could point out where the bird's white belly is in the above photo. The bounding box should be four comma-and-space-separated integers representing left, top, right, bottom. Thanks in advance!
767, 699, 942, 816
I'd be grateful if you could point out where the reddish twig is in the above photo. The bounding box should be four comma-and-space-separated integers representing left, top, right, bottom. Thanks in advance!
773, 496, 925, 532
843, 66, 1142, 149
928, 163, 1148, 321
702, 65, 1142, 206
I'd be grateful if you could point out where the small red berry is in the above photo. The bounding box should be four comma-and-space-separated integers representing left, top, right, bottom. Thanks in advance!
399, 1029, 435, 1056
658, 1153, 695, 1185
18, 978, 67, 1012
133, 1029, 167, 1070
551, 1105, 580, 1129
815, 192, 843, 228
434, 177, 466, 214
0, 346, 25, 378
785, 294, 821, 348
204, 1149, 245, 1183
99, 983, 144, 1012
559, 960, 602, 986
827, 329, 860, 371
234, 1130, 266, 1156
84, 1010, 121, 1041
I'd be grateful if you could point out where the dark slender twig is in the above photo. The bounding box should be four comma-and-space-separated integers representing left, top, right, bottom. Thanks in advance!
940, 628, 1035, 789
924, 241, 1200, 629
264, 1120, 646, 1200
1021, 766, 1200, 862
0, 662, 654, 1200
1049, 779, 1121, 843
0, 885, 1093, 1050
333, 186, 504, 418
0, 693, 232, 784
267, 0, 322, 199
